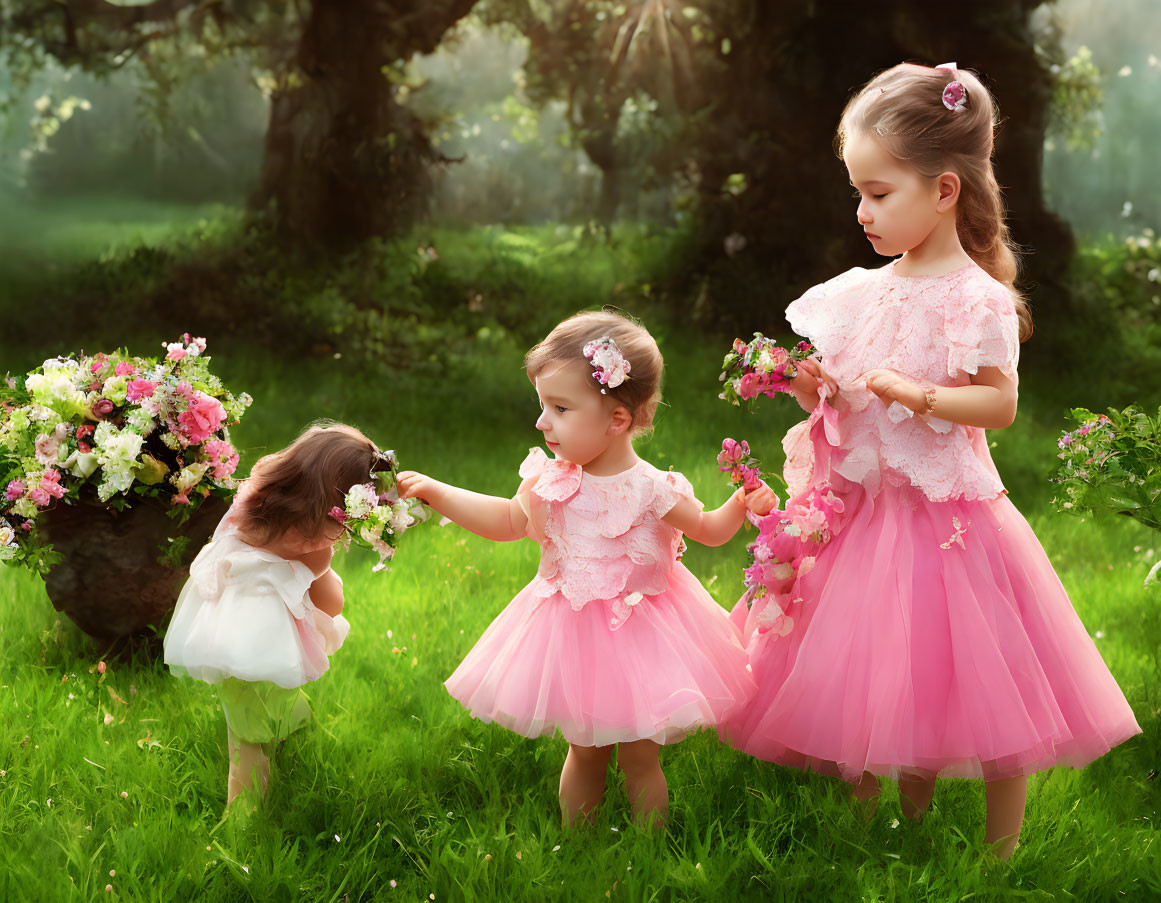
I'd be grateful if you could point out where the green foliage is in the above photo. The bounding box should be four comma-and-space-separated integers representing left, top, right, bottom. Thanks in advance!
1045, 45, 1104, 152
1051, 405, 1161, 532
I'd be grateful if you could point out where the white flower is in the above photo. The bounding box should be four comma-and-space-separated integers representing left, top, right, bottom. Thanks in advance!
125, 408, 157, 437
388, 502, 414, 535
94, 426, 145, 500
63, 450, 99, 480
345, 483, 378, 520
172, 463, 209, 494
0, 525, 16, 546
102, 375, 128, 404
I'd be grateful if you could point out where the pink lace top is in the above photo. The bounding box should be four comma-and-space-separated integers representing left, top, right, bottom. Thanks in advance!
782, 260, 1021, 503
515, 448, 702, 629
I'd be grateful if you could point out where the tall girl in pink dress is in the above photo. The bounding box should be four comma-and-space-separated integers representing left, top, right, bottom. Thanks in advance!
724, 63, 1141, 858
397, 310, 775, 827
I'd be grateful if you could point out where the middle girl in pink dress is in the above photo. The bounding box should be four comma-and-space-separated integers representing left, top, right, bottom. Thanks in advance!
398, 310, 774, 827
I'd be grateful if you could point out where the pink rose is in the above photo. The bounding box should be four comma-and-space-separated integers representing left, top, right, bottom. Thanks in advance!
91, 398, 116, 419
166, 347, 187, 362
5, 480, 25, 501
114, 362, 136, 377
203, 439, 239, 479
29, 487, 51, 507
125, 379, 157, 403
176, 392, 226, 444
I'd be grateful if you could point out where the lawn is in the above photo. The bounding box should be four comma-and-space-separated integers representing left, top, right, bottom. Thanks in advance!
0, 203, 1157, 901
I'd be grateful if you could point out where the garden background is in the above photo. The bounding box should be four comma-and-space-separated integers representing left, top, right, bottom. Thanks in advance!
0, 0, 1158, 899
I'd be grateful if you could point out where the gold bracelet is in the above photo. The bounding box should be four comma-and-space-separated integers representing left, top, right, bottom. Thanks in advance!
922, 386, 937, 416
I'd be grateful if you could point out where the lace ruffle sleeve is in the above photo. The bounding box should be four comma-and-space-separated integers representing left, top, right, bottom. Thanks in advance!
945, 282, 1020, 380
784, 267, 871, 353
649, 469, 702, 519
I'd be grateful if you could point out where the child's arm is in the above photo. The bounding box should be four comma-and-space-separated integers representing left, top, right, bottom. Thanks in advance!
309, 568, 344, 617
397, 471, 529, 542
663, 485, 778, 547
862, 366, 1018, 430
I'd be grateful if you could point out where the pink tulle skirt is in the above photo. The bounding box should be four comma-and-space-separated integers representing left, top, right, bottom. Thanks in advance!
723, 479, 1141, 782
445, 564, 756, 746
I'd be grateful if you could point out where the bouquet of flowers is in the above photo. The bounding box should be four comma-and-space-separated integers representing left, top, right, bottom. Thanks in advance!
330, 451, 429, 572
0, 334, 251, 573
738, 482, 847, 640
718, 333, 816, 411
1051, 405, 1161, 534
717, 437, 763, 492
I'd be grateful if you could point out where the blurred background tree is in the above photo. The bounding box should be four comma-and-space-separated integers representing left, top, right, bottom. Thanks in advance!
1, 0, 1158, 379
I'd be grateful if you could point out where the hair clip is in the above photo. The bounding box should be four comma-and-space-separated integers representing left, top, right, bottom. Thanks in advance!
582, 335, 631, 394
935, 62, 968, 111
371, 448, 397, 477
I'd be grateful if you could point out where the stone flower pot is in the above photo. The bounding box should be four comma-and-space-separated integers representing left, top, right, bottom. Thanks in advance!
37, 492, 228, 643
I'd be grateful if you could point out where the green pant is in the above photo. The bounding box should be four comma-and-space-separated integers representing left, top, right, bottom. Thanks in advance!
219, 677, 312, 745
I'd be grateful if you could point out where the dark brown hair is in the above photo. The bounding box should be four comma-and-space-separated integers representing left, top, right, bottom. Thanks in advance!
235, 421, 382, 545
837, 62, 1032, 342
524, 309, 663, 434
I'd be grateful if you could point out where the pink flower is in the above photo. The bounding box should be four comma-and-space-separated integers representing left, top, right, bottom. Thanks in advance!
942, 80, 967, 112
78, 441, 92, 454
90, 362, 102, 374
718, 438, 743, 466
91, 398, 116, 419
165, 346, 187, 362
173, 493, 190, 505
125, 379, 157, 403
329, 506, 348, 523
6, 480, 25, 501
28, 487, 51, 507
20, 521, 32, 532
737, 371, 766, 401
114, 362, 136, 377
176, 392, 226, 444
41, 470, 66, 499
97, 661, 106, 675
203, 439, 239, 479
76, 425, 94, 441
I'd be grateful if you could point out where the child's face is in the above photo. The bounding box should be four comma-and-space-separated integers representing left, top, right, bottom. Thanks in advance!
532, 360, 624, 466
843, 130, 942, 258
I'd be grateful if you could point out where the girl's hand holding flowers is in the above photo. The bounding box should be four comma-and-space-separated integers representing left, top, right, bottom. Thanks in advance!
717, 439, 780, 517
331, 454, 430, 573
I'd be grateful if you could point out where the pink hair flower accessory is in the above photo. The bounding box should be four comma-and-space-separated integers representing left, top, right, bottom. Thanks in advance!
935, 62, 968, 111
582, 335, 631, 393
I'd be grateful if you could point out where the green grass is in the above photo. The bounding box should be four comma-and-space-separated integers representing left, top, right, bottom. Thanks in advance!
0, 201, 1158, 900
1, 340, 1158, 902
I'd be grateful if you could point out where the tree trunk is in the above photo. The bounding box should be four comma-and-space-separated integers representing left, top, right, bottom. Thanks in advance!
255, 0, 478, 251
687, 0, 1073, 339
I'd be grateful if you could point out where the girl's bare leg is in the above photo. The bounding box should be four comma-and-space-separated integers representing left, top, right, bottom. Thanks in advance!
899, 774, 936, 820
226, 728, 270, 807
559, 743, 615, 826
617, 740, 668, 828
852, 770, 880, 803
984, 775, 1027, 860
